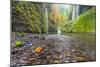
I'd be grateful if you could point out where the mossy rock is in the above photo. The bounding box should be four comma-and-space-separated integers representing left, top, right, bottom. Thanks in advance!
71, 7, 96, 32
15, 40, 25, 46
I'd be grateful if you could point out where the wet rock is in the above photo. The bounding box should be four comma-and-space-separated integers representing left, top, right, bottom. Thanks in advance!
11, 33, 96, 66
74, 56, 88, 62
53, 60, 62, 64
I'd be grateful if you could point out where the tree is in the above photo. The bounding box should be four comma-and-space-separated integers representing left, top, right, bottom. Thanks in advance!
12, 1, 46, 33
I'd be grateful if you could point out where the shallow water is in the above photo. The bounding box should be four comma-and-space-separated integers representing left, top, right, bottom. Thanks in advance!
11, 32, 96, 66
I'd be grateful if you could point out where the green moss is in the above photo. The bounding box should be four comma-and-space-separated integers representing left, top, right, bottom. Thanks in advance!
12, 1, 47, 33
71, 7, 96, 32
15, 40, 25, 46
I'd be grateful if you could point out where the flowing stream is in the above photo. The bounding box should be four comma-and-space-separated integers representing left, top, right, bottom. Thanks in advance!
11, 32, 96, 66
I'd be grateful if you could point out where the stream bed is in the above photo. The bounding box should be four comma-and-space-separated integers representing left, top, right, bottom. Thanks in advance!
11, 32, 96, 67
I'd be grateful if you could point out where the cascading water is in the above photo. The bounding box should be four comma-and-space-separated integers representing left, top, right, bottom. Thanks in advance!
72, 5, 80, 20
43, 3, 49, 34
57, 28, 61, 35
75, 5, 80, 17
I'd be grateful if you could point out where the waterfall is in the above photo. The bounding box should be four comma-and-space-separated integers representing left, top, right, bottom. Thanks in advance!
72, 5, 80, 20
43, 3, 49, 34
57, 28, 61, 35
75, 5, 80, 17
72, 6, 76, 20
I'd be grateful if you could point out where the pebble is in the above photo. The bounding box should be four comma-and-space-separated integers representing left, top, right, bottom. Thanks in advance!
11, 33, 95, 66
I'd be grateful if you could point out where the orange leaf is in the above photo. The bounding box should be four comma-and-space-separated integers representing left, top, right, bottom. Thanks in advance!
34, 47, 43, 54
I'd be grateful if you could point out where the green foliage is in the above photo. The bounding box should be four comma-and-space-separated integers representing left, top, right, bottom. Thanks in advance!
15, 40, 25, 46
61, 7, 96, 33
70, 7, 96, 32
12, 1, 46, 33
12, 1, 96, 34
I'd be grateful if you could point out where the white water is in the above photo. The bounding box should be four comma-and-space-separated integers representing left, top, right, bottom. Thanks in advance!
72, 5, 80, 20
57, 28, 61, 35
43, 3, 49, 34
